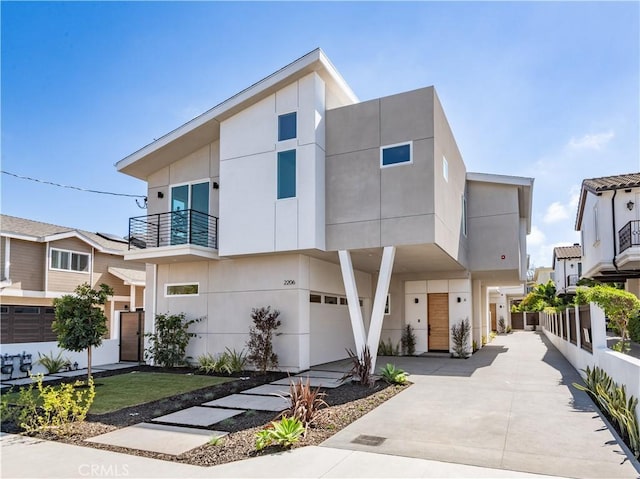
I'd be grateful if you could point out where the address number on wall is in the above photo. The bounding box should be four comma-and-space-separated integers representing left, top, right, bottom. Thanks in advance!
283, 280, 296, 286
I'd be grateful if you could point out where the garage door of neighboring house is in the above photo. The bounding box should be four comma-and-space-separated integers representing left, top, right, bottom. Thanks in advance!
120, 311, 144, 362
0, 305, 57, 343
428, 293, 449, 351
310, 293, 360, 366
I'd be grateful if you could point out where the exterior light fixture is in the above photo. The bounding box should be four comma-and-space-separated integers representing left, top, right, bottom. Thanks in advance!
627, 200, 634, 211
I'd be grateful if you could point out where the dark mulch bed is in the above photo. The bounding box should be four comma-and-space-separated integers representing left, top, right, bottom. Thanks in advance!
1, 365, 408, 467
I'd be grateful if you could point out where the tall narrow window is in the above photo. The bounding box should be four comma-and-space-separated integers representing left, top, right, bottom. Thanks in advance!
443, 156, 449, 182
593, 205, 600, 243
277, 150, 296, 199
278, 112, 297, 141
380, 142, 412, 167
461, 194, 467, 236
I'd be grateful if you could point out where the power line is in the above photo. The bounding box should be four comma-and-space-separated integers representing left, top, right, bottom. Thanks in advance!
1, 170, 146, 199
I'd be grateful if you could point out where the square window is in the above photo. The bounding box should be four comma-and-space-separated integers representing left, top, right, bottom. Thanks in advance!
278, 112, 297, 141
381, 142, 412, 167
277, 150, 296, 199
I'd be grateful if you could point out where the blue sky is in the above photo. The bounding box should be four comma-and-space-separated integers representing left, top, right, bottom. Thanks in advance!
2, 1, 638, 269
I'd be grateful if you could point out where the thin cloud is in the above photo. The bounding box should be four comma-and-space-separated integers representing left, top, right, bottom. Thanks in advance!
527, 225, 546, 247
543, 201, 570, 223
568, 130, 615, 150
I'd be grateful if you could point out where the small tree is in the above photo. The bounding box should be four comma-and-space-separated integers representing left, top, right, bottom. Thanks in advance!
451, 318, 471, 359
578, 285, 640, 354
52, 283, 113, 380
246, 306, 281, 374
145, 312, 202, 367
401, 324, 416, 356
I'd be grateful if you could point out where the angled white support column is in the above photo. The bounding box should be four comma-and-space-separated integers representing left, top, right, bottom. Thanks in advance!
367, 246, 396, 372
338, 250, 367, 357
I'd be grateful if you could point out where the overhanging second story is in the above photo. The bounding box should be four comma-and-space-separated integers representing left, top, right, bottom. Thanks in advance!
115, 48, 532, 280
576, 173, 640, 281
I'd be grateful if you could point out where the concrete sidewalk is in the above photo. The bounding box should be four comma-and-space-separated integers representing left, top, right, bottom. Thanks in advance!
0, 433, 561, 478
323, 332, 640, 478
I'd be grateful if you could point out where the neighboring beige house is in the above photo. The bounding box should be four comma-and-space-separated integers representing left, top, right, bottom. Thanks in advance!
0, 215, 145, 368
116, 48, 533, 371
575, 173, 640, 297
552, 244, 582, 297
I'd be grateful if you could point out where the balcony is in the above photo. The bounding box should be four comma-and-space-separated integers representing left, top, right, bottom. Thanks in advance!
125, 210, 219, 263
616, 220, 640, 270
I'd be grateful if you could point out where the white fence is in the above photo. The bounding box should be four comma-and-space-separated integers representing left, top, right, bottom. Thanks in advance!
541, 303, 640, 422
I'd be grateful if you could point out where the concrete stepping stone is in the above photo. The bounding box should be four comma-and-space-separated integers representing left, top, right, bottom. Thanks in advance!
87, 422, 225, 455
203, 393, 289, 412
92, 362, 138, 371
272, 376, 345, 389
1, 375, 61, 386
152, 406, 243, 427
296, 370, 346, 379
240, 384, 291, 397
50, 368, 105, 378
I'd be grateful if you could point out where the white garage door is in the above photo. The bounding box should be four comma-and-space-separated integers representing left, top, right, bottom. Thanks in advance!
310, 294, 361, 366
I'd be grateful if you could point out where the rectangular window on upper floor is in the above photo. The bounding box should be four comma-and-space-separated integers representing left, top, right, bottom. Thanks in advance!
443, 156, 449, 182
380, 142, 412, 168
277, 150, 296, 199
165, 283, 199, 297
593, 205, 600, 243
461, 194, 467, 236
50, 248, 89, 273
278, 112, 297, 141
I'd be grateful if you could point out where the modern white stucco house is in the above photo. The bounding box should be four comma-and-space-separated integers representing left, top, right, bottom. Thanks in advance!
116, 49, 533, 371
575, 173, 640, 298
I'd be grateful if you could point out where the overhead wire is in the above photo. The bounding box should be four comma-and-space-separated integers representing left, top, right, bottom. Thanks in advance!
1, 170, 146, 198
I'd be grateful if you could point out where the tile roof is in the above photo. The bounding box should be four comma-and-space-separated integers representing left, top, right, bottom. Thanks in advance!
0, 214, 129, 252
554, 245, 582, 259
582, 173, 640, 193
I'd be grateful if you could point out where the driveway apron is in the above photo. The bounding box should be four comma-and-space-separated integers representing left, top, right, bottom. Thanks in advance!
321, 332, 640, 479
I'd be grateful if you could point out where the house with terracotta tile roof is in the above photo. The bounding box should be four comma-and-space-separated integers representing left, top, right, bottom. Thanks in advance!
575, 173, 640, 297
552, 244, 582, 297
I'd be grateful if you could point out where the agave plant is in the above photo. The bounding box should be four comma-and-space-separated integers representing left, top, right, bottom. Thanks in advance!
255, 416, 305, 451
379, 363, 408, 385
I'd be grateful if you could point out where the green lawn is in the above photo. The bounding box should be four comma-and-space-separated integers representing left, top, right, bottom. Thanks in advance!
90, 372, 233, 414
2, 372, 234, 415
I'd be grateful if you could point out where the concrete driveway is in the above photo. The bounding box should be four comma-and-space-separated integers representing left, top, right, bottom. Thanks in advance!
321, 332, 640, 479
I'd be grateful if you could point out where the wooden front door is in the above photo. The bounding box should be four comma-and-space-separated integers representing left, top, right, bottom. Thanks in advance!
428, 293, 449, 351
490, 303, 497, 331
120, 311, 144, 362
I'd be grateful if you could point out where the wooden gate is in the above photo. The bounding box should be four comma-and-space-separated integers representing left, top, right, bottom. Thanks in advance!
120, 311, 144, 362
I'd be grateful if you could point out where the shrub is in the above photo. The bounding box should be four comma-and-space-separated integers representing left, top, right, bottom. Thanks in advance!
377, 338, 399, 356
579, 285, 640, 354
401, 324, 416, 355
225, 347, 248, 373
497, 317, 506, 333
573, 366, 639, 458
4, 374, 95, 435
281, 377, 327, 429
506, 325, 512, 333
472, 340, 478, 353
145, 312, 202, 368
379, 363, 408, 384
451, 319, 471, 359
343, 346, 374, 386
255, 416, 305, 451
37, 351, 71, 374
629, 312, 640, 343
246, 306, 281, 374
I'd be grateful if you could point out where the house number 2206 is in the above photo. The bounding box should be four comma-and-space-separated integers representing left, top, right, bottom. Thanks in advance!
283, 280, 296, 286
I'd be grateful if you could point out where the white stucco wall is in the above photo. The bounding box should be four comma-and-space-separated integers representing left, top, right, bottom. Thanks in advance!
219, 73, 326, 256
